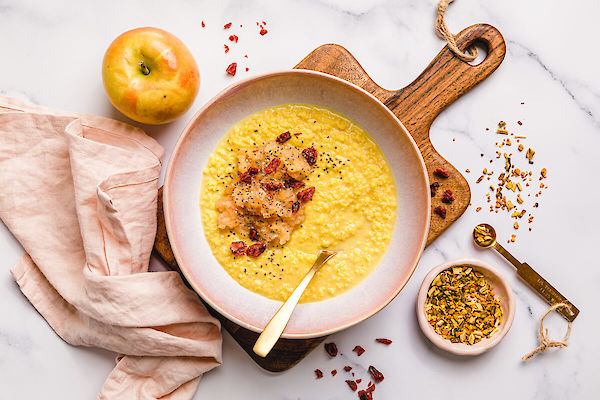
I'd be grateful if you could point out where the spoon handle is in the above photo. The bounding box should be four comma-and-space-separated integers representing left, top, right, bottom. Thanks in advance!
516, 262, 579, 321
493, 243, 579, 321
253, 251, 337, 357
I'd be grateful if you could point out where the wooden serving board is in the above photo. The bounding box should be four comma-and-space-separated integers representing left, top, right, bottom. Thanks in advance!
154, 24, 506, 372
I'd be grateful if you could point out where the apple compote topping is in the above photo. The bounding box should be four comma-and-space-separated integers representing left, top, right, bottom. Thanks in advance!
217, 132, 318, 257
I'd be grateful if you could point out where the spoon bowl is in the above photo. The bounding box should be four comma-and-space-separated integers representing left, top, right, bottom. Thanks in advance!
473, 223, 497, 248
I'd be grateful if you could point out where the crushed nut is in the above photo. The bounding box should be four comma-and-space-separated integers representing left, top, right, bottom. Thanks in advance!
526, 148, 535, 164
517, 194, 524, 204
473, 224, 495, 247
425, 266, 503, 345
496, 120, 509, 135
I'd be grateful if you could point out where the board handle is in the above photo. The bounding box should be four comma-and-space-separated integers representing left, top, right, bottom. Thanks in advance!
384, 24, 506, 144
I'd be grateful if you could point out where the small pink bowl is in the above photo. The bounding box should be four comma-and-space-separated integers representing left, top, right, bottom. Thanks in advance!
416, 257, 515, 356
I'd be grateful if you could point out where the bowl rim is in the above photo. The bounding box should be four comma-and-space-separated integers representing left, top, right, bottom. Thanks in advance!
416, 257, 515, 355
164, 69, 431, 337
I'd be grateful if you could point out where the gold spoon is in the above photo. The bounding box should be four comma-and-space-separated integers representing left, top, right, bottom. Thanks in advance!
473, 223, 579, 321
253, 250, 339, 357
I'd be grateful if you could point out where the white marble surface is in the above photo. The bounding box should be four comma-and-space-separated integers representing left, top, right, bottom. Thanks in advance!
1, 0, 599, 398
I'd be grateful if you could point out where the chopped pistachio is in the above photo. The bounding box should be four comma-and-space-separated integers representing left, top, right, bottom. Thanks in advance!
517, 194, 524, 204
425, 266, 503, 345
526, 148, 535, 164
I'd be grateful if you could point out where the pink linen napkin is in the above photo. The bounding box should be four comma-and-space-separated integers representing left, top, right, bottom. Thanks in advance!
0, 96, 222, 399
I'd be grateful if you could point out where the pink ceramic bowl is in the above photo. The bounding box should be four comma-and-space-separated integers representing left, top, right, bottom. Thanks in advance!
164, 70, 430, 338
416, 257, 515, 355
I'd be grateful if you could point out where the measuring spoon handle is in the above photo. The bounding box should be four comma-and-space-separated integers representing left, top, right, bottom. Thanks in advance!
493, 242, 578, 321
516, 263, 579, 321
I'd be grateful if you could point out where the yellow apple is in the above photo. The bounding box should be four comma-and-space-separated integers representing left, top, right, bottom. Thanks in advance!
102, 27, 199, 125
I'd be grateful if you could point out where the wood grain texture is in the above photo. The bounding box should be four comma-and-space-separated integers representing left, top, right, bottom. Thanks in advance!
153, 23, 505, 372
295, 24, 506, 242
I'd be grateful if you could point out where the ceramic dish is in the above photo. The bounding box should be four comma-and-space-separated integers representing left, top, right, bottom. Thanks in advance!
416, 257, 515, 355
164, 70, 430, 338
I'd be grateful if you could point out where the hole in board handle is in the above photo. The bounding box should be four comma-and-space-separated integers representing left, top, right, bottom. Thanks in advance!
466, 42, 488, 66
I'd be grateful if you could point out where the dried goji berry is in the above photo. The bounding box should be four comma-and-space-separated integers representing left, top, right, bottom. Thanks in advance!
375, 338, 392, 345
224, 22, 232, 29
441, 189, 454, 204
259, 28, 268, 35
285, 178, 305, 189
239, 172, 251, 183
344, 366, 352, 372
352, 345, 365, 356
368, 365, 384, 383
291, 201, 300, 214
297, 187, 315, 203
246, 241, 266, 257
356, 379, 362, 384
433, 168, 449, 178
224, 44, 229, 53
262, 182, 282, 191
239, 167, 258, 183
239, 172, 252, 183
430, 181, 440, 197
315, 369, 323, 379
249, 228, 260, 241
264, 158, 281, 174
434, 205, 447, 219
230, 241, 247, 255
346, 380, 358, 391
276, 131, 291, 143
302, 147, 318, 165
324, 342, 338, 357
358, 390, 372, 400
229, 34, 238, 43
226, 62, 237, 76
201, 21, 205, 28
331, 369, 337, 376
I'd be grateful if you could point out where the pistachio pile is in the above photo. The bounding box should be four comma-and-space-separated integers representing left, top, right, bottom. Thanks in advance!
425, 266, 503, 345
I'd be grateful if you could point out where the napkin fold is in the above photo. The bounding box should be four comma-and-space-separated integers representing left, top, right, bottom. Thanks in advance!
0, 96, 222, 399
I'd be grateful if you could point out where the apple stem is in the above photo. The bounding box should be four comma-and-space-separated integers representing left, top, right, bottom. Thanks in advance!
139, 61, 150, 75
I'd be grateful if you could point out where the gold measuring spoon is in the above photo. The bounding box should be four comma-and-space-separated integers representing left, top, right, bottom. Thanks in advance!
253, 250, 338, 358
473, 223, 579, 321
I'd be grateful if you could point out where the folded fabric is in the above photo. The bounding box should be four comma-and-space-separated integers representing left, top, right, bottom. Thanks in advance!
0, 96, 222, 399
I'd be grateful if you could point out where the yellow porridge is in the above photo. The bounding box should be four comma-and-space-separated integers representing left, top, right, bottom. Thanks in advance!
200, 104, 397, 302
